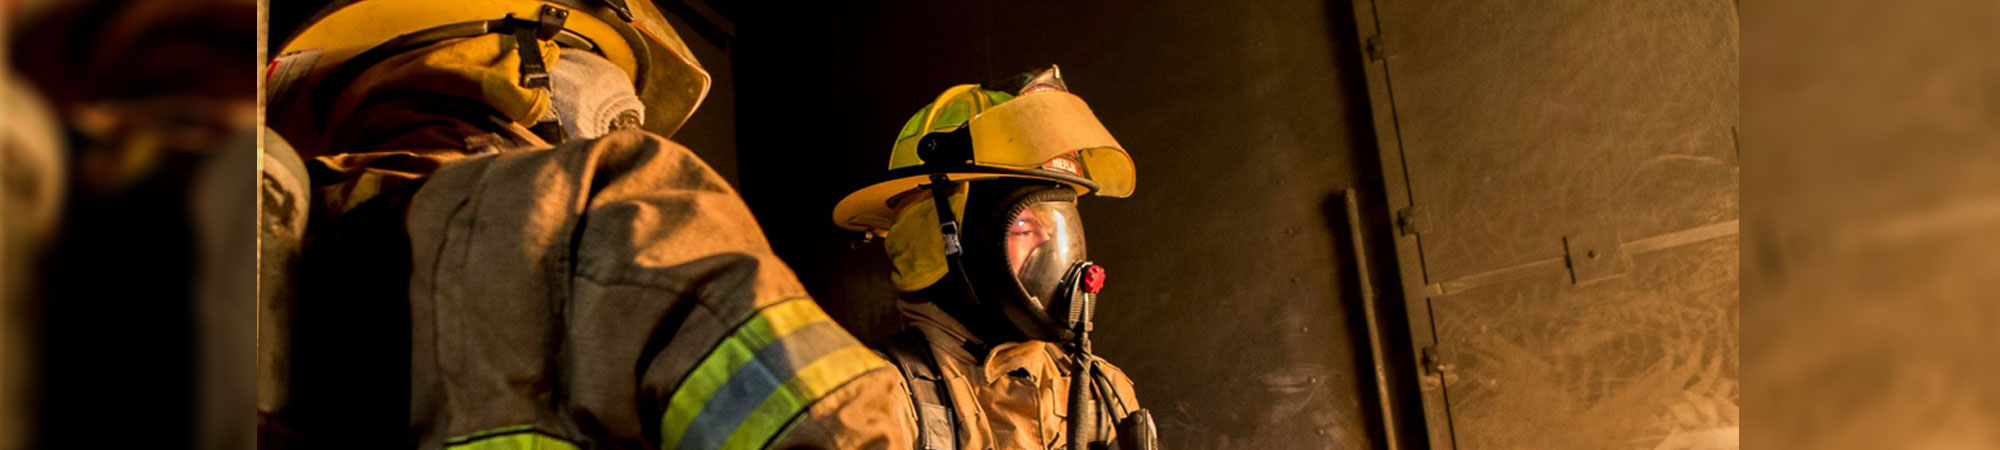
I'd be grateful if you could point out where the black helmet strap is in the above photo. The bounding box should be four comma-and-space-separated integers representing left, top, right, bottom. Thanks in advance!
919, 126, 981, 306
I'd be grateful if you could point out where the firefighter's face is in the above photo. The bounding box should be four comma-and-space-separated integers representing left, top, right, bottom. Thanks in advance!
1004, 200, 1086, 306
1006, 212, 1052, 273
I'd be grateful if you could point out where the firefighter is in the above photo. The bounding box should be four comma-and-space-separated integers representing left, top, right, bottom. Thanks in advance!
832, 66, 1159, 450
261, 1, 912, 448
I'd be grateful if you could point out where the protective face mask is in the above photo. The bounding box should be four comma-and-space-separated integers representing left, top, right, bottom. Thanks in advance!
1006, 200, 1088, 310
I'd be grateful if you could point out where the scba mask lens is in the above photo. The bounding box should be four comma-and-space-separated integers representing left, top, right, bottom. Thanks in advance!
1008, 201, 1086, 310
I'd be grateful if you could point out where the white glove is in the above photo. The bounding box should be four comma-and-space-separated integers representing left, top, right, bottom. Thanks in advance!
545, 48, 645, 141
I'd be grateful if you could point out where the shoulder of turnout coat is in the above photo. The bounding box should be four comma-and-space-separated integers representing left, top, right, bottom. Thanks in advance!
273, 31, 914, 448
402, 130, 916, 449
284, 130, 919, 449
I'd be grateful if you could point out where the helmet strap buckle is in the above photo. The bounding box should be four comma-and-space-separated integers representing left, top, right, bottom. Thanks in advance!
923, 174, 983, 307
511, 5, 570, 88
924, 174, 964, 258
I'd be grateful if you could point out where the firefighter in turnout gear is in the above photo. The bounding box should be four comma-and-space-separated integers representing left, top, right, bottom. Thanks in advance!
260, 1, 914, 448
832, 67, 1160, 450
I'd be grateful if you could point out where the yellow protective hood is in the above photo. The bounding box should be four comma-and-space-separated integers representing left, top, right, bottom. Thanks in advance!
884, 187, 967, 292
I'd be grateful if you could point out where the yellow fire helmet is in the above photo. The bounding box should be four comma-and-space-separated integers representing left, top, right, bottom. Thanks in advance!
266, 0, 708, 151
832, 66, 1136, 236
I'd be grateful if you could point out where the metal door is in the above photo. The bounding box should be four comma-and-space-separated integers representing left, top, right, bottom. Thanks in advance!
1347, 1, 1741, 448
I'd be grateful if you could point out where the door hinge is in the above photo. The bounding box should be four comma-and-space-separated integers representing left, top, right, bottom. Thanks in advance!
1366, 34, 1393, 62
1420, 345, 1460, 389
1420, 346, 1454, 375
1396, 206, 1426, 237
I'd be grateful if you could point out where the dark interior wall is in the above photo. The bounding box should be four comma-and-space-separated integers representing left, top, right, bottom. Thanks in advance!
661, 10, 739, 186
728, 1, 1393, 447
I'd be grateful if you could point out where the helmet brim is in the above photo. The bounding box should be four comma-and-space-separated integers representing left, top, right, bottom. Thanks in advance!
835, 91, 1136, 233
833, 165, 1100, 233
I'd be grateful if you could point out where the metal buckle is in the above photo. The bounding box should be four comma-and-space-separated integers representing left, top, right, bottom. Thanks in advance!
514, 5, 570, 88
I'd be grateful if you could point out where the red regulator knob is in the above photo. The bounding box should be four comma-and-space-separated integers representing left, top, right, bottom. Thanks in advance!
1082, 265, 1106, 294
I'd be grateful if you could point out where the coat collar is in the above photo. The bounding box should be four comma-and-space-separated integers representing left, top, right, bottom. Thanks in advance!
897, 300, 1071, 384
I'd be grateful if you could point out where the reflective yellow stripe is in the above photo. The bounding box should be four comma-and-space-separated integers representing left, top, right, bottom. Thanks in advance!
660, 299, 887, 450
718, 345, 886, 449
443, 428, 579, 450
659, 303, 805, 445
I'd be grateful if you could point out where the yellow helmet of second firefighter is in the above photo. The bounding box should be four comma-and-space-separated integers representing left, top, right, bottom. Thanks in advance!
832, 66, 1135, 234
266, 0, 708, 151
832, 66, 1135, 292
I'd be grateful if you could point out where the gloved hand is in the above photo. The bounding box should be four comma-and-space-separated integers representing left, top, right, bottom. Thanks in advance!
544, 48, 645, 141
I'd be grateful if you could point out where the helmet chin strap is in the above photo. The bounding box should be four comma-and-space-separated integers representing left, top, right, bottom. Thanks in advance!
917, 127, 984, 312
916, 137, 1054, 345
923, 173, 980, 309
917, 174, 1033, 346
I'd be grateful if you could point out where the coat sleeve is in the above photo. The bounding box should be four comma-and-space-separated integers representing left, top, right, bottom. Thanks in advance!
398, 129, 912, 449
763, 368, 921, 449
296, 34, 912, 448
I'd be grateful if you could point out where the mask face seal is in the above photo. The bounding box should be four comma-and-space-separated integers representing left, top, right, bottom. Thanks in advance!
1007, 201, 1087, 313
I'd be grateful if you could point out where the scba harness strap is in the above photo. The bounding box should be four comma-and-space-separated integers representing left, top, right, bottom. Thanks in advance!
881, 330, 961, 450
